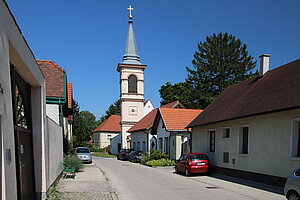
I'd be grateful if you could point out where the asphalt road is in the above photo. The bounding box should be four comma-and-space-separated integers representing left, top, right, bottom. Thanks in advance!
93, 157, 285, 200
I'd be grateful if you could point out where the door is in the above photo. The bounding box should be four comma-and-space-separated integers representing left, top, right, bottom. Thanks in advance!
11, 67, 36, 200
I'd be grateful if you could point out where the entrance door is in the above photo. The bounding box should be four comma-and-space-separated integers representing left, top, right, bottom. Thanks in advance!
11, 67, 36, 200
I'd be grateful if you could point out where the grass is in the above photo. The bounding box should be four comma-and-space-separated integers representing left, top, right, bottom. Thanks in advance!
92, 152, 116, 158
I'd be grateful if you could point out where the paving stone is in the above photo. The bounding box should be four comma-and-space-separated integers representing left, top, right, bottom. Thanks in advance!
48, 192, 118, 200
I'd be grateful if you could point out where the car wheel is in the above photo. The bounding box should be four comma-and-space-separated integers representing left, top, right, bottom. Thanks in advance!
175, 166, 178, 173
287, 191, 300, 200
117, 156, 120, 160
185, 168, 190, 176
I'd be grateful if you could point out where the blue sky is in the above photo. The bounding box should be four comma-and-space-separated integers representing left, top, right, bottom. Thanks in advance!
6, 0, 300, 119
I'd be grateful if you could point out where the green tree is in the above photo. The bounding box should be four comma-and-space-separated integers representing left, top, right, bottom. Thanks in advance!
160, 32, 257, 109
99, 99, 120, 123
159, 82, 195, 108
73, 110, 98, 147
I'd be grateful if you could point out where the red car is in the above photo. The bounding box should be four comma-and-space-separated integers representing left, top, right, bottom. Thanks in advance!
175, 153, 210, 176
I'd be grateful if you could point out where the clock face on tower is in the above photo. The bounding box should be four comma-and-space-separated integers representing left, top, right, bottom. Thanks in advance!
129, 106, 137, 115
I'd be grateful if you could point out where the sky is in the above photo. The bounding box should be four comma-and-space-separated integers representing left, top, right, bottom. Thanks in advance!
6, 0, 300, 119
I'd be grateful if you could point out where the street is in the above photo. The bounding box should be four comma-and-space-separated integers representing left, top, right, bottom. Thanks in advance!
93, 157, 285, 200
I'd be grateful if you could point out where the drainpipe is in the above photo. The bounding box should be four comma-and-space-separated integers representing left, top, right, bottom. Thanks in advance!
188, 130, 192, 153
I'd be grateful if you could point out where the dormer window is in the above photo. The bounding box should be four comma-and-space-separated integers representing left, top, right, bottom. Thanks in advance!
128, 75, 137, 93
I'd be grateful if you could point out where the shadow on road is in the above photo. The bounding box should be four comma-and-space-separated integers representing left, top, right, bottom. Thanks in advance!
209, 173, 284, 195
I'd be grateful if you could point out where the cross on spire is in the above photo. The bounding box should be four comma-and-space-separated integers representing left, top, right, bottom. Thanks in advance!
127, 5, 134, 19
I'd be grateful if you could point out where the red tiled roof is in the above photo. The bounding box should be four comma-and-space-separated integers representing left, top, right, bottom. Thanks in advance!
159, 108, 202, 131
37, 60, 65, 98
128, 108, 158, 133
92, 115, 121, 133
67, 83, 72, 109
161, 100, 186, 108
188, 59, 300, 128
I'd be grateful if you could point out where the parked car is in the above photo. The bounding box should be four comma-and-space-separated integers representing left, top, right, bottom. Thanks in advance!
284, 167, 300, 200
128, 151, 144, 163
117, 148, 134, 161
76, 147, 92, 164
175, 153, 210, 176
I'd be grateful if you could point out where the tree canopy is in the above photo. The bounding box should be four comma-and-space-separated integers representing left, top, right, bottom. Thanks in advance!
72, 100, 99, 147
99, 99, 121, 123
160, 32, 257, 109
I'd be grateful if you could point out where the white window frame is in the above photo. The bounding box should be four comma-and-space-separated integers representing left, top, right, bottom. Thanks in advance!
207, 129, 216, 153
290, 118, 300, 158
237, 124, 250, 155
222, 126, 231, 139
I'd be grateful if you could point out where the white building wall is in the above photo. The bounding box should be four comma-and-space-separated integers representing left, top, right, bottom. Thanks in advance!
110, 134, 121, 155
191, 108, 300, 178
131, 131, 148, 152
156, 119, 170, 152
143, 100, 154, 117
46, 104, 59, 124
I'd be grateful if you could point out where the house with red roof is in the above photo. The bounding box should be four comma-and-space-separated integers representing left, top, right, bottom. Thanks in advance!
128, 108, 158, 152
188, 55, 300, 187
37, 60, 73, 140
128, 101, 187, 154
151, 108, 203, 160
92, 115, 121, 151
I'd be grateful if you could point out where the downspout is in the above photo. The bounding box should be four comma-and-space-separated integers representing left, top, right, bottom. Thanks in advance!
188, 129, 192, 153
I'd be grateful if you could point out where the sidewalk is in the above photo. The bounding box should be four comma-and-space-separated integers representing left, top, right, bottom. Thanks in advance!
48, 163, 118, 200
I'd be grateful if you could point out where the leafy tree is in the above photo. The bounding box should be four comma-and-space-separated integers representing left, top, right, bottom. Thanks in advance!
73, 109, 98, 147
160, 32, 257, 109
159, 82, 195, 108
99, 99, 121, 123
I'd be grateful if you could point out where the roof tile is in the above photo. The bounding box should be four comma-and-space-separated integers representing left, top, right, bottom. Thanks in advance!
92, 115, 121, 133
37, 60, 65, 98
160, 108, 202, 131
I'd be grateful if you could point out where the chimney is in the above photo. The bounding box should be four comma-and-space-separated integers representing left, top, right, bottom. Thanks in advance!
259, 54, 271, 76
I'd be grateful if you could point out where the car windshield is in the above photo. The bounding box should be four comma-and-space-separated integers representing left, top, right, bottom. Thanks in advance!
77, 148, 90, 153
190, 154, 208, 161
137, 152, 143, 156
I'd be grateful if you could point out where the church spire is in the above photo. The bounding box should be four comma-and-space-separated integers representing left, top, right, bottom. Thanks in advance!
122, 5, 141, 64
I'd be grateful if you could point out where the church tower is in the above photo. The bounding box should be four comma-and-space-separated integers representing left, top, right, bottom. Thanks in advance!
117, 6, 146, 148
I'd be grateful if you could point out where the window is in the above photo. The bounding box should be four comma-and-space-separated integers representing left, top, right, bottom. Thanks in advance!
142, 141, 146, 152
222, 128, 230, 138
165, 137, 169, 154
223, 152, 229, 163
159, 137, 163, 151
239, 126, 249, 154
291, 120, 300, 157
133, 142, 136, 150
209, 130, 215, 152
137, 142, 140, 151
128, 75, 137, 93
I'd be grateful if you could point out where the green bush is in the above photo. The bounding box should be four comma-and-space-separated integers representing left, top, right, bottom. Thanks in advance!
63, 137, 75, 155
63, 155, 83, 171
145, 159, 175, 167
141, 149, 169, 165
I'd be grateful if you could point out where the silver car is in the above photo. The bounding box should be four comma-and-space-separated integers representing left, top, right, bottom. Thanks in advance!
284, 168, 300, 200
76, 147, 92, 163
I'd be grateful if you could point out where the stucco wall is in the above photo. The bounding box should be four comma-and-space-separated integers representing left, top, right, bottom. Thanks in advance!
191, 108, 300, 178
131, 131, 147, 152
45, 117, 63, 189
46, 104, 59, 124
110, 134, 121, 154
